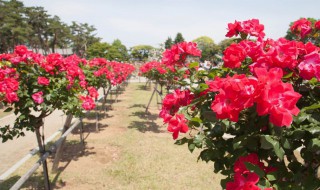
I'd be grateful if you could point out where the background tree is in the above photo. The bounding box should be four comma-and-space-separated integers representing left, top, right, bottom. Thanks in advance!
106, 39, 129, 62
0, 0, 30, 52
218, 38, 236, 52
47, 16, 71, 53
174, 32, 185, 44
285, 17, 320, 46
164, 37, 173, 49
25, 6, 71, 54
25, 6, 52, 54
130, 45, 154, 62
86, 41, 110, 59
192, 36, 220, 63
69, 21, 100, 57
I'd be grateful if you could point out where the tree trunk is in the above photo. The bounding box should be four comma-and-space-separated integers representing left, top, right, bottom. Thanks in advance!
35, 122, 51, 190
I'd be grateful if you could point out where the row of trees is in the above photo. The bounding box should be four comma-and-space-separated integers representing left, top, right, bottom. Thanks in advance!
0, 0, 100, 56
0, 0, 144, 62
0, 0, 234, 63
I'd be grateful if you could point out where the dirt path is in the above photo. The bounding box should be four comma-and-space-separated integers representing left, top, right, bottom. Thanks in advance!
2, 82, 222, 190
0, 110, 69, 175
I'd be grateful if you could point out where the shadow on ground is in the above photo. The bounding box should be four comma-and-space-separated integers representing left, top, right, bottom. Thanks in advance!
0, 139, 95, 190
128, 106, 164, 133
137, 84, 152, 91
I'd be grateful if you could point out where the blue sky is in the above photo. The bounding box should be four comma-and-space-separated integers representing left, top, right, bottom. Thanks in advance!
21, 0, 320, 48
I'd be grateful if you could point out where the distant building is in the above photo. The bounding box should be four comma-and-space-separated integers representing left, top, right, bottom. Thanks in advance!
31, 48, 73, 56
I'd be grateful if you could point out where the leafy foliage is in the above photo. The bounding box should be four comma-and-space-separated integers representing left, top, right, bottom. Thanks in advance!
143, 18, 320, 189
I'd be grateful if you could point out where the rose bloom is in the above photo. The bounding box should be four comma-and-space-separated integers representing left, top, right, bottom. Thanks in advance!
223, 43, 246, 68
87, 86, 99, 99
167, 114, 188, 140
225, 20, 242, 37
37, 77, 50, 86
315, 20, 320, 30
14, 45, 29, 56
80, 95, 95, 110
5, 91, 19, 103
32, 91, 44, 104
290, 18, 312, 38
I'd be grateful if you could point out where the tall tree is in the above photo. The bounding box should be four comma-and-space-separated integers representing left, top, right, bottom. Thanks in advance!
192, 36, 219, 63
25, 6, 51, 53
86, 42, 110, 59
0, 0, 30, 52
174, 32, 185, 44
218, 38, 236, 52
130, 45, 154, 62
69, 21, 100, 57
47, 16, 71, 53
106, 39, 129, 62
164, 37, 173, 49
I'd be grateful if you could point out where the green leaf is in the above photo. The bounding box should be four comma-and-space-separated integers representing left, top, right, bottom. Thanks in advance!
233, 136, 245, 150
174, 137, 188, 145
283, 71, 293, 79
307, 138, 320, 151
266, 172, 277, 181
193, 134, 205, 148
190, 117, 202, 127
302, 103, 320, 112
294, 112, 309, 124
281, 137, 291, 149
244, 162, 265, 178
177, 67, 188, 73
198, 149, 219, 162
211, 123, 225, 137
4, 107, 13, 112
305, 126, 320, 135
188, 142, 195, 153
202, 110, 218, 122
260, 135, 285, 160
260, 135, 274, 149
199, 83, 208, 91
188, 62, 199, 69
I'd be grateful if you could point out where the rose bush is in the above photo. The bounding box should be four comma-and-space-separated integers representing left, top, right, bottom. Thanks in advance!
152, 18, 320, 189
139, 42, 202, 93
0, 46, 135, 142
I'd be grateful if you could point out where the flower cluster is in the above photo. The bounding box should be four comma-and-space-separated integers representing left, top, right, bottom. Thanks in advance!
92, 59, 135, 86
207, 68, 301, 127
162, 41, 201, 68
157, 18, 320, 189
0, 45, 135, 142
290, 18, 312, 39
0, 67, 19, 103
139, 41, 202, 91
206, 74, 258, 122
226, 153, 276, 190
159, 89, 194, 139
139, 61, 167, 75
225, 18, 265, 39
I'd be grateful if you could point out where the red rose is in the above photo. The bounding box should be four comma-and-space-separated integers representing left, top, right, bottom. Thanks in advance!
223, 43, 246, 68
167, 114, 188, 140
315, 20, 320, 30
37, 77, 50, 86
32, 91, 44, 104
290, 18, 312, 39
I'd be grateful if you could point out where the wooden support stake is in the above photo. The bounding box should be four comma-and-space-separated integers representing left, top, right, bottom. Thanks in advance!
51, 114, 73, 173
